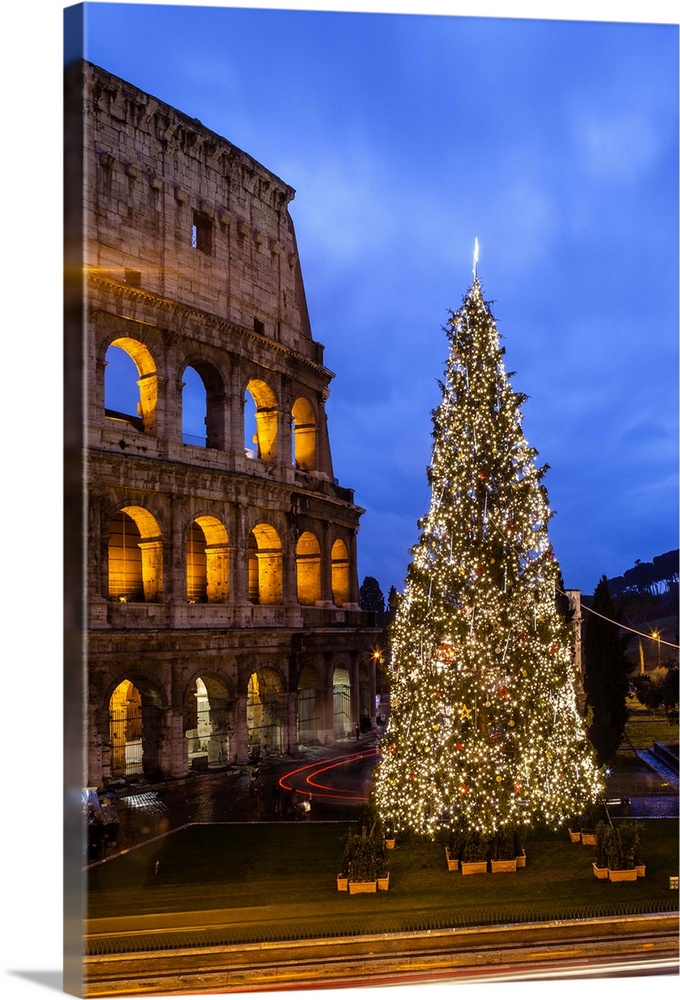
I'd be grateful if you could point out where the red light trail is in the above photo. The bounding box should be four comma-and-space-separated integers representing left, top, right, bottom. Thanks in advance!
278, 748, 378, 802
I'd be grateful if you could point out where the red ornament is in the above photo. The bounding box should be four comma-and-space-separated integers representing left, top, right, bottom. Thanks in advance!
455, 742, 463, 751
513, 782, 521, 795
498, 686, 509, 699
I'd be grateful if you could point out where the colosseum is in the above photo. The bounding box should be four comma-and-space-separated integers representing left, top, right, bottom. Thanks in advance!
75, 61, 381, 790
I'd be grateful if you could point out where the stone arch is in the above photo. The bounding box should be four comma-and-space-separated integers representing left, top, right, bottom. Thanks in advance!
296, 531, 321, 605
184, 672, 233, 770
297, 662, 322, 745
244, 377, 278, 461
108, 505, 163, 602
247, 667, 285, 756
332, 662, 352, 739
247, 523, 283, 604
186, 515, 230, 603
104, 337, 159, 434
180, 358, 226, 449
331, 537, 350, 606
291, 395, 317, 471
107, 674, 164, 780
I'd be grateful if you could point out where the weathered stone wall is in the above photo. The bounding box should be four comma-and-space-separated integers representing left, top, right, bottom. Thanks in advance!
83, 62, 379, 789
84, 62, 314, 354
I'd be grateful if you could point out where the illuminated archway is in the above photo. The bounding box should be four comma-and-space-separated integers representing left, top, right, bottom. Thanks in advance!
297, 663, 322, 745
296, 531, 321, 605
186, 516, 229, 603
247, 523, 283, 605
104, 338, 159, 434
108, 506, 163, 602
331, 538, 350, 606
185, 674, 232, 769
291, 396, 317, 471
108, 677, 163, 779
332, 665, 351, 739
247, 669, 284, 755
244, 378, 278, 461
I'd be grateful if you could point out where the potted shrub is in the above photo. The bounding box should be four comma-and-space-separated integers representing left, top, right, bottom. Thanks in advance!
444, 828, 465, 871
605, 822, 640, 882
341, 830, 388, 893
513, 824, 527, 867
611, 821, 645, 881
566, 815, 581, 843
460, 829, 489, 875
490, 827, 517, 873
384, 820, 396, 851
580, 801, 606, 846
592, 821, 610, 879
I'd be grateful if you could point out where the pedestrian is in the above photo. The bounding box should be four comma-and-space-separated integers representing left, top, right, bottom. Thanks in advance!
272, 783, 281, 817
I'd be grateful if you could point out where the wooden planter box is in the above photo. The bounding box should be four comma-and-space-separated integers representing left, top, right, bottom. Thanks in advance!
581, 831, 597, 846
384, 838, 396, 850
490, 858, 517, 873
516, 851, 527, 868
444, 848, 459, 872
568, 829, 581, 843
636, 864, 646, 878
349, 880, 377, 894
461, 860, 488, 875
377, 873, 390, 891
592, 863, 609, 879
337, 874, 348, 891
608, 868, 637, 882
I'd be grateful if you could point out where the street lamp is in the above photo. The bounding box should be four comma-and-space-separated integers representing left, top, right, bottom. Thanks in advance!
651, 630, 661, 667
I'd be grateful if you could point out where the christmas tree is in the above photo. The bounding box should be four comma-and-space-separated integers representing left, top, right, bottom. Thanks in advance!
374, 269, 603, 841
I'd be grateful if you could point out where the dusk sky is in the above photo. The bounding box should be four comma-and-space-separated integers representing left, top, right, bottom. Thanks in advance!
80, 0, 679, 600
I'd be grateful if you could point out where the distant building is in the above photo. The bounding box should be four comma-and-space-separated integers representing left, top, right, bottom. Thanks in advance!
78, 61, 380, 787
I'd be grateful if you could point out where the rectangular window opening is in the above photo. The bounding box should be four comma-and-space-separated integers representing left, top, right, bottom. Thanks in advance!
192, 212, 212, 254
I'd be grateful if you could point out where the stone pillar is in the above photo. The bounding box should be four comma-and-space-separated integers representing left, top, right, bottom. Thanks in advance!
231, 502, 249, 605
349, 651, 360, 729
318, 522, 334, 605
319, 652, 335, 745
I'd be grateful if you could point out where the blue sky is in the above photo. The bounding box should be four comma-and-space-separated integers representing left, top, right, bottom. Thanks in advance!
80, 1, 679, 598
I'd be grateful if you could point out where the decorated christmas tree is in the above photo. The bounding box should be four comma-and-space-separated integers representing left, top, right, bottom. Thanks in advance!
374, 262, 603, 840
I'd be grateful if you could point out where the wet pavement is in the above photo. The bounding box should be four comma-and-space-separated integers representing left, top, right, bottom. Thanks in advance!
85, 735, 678, 867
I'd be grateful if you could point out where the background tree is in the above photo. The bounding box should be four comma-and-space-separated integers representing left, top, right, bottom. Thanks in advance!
633, 666, 679, 725
373, 278, 602, 840
359, 576, 385, 614
582, 576, 633, 765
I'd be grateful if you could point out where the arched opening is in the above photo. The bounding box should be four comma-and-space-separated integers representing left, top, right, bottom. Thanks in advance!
108, 677, 163, 779
247, 669, 284, 756
181, 361, 225, 449
332, 665, 351, 739
292, 396, 317, 471
296, 531, 321, 605
181, 366, 207, 446
331, 538, 350, 606
244, 378, 278, 462
186, 516, 229, 603
104, 338, 158, 434
247, 524, 283, 605
185, 675, 232, 770
297, 663, 322, 745
108, 506, 163, 602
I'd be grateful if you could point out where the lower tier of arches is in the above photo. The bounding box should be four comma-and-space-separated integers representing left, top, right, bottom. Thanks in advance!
87, 628, 380, 790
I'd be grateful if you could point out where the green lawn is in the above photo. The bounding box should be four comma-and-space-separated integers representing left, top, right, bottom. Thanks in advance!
87, 819, 679, 942
624, 697, 679, 749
